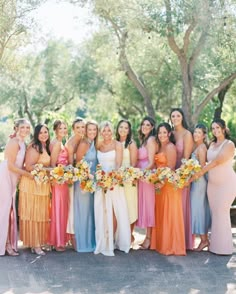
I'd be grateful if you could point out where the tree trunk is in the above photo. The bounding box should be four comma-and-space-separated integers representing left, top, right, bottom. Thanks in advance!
214, 83, 232, 120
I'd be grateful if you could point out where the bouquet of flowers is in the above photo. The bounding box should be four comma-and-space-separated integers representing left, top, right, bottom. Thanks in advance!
94, 164, 117, 193
63, 165, 75, 186
50, 164, 67, 185
142, 169, 159, 185
31, 163, 49, 184
118, 166, 143, 186
74, 159, 95, 192
175, 158, 201, 188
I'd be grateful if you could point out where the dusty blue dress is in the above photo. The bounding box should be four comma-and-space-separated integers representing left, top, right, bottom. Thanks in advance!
190, 153, 211, 235
74, 141, 97, 252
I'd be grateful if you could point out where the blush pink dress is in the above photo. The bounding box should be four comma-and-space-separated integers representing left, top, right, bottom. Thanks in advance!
49, 147, 70, 248
176, 139, 193, 250
136, 146, 155, 228
207, 140, 236, 255
0, 140, 26, 255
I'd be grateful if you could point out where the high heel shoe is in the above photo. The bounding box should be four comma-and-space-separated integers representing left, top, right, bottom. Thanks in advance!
55, 246, 66, 252
194, 241, 209, 252
5, 244, 19, 256
31, 247, 46, 256
139, 238, 150, 250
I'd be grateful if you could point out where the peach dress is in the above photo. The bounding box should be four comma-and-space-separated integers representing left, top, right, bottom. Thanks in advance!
19, 149, 51, 247
207, 140, 236, 255
151, 153, 186, 255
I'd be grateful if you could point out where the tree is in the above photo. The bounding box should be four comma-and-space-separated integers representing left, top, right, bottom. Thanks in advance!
69, 0, 236, 127
0, 40, 83, 127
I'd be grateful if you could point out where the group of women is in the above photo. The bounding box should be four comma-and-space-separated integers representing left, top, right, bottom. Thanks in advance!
0, 108, 235, 257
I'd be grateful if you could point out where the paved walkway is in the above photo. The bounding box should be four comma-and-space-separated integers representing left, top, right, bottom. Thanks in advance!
0, 230, 236, 294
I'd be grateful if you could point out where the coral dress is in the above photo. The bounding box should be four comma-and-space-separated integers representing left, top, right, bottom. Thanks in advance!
136, 146, 155, 228
0, 140, 26, 255
94, 150, 131, 256
207, 140, 236, 255
74, 141, 97, 252
151, 153, 186, 255
49, 147, 70, 248
176, 139, 193, 250
18, 149, 51, 247
121, 143, 138, 224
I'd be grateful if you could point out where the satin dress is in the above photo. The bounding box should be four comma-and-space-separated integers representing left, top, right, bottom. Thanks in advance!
207, 140, 236, 254
151, 153, 186, 255
49, 147, 70, 248
94, 150, 131, 256
74, 141, 97, 252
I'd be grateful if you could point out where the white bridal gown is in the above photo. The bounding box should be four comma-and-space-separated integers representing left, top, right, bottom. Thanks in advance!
94, 150, 131, 256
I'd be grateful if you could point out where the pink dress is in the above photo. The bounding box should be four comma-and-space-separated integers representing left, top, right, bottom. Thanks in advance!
0, 140, 26, 255
176, 139, 193, 250
207, 140, 236, 255
136, 146, 155, 228
49, 147, 70, 248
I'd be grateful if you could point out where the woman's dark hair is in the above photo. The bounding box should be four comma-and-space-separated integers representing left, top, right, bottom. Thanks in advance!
138, 116, 156, 146
116, 119, 132, 148
211, 118, 230, 142
169, 108, 189, 130
32, 124, 50, 155
194, 123, 208, 147
156, 122, 175, 146
72, 117, 85, 129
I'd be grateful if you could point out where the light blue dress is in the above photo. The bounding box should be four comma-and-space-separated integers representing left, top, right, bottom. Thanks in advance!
74, 141, 97, 252
190, 152, 211, 235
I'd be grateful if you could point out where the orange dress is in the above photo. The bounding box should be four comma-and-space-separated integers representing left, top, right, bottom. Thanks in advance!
151, 153, 186, 255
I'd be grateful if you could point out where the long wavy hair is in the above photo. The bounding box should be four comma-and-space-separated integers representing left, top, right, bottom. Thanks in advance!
156, 122, 175, 146
32, 124, 50, 155
115, 119, 133, 148
169, 108, 189, 130
138, 116, 156, 146
211, 118, 230, 142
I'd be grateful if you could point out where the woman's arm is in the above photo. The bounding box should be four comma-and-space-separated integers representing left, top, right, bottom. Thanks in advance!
145, 136, 156, 170
183, 130, 194, 159
129, 141, 138, 167
76, 141, 89, 163
50, 141, 61, 167
115, 141, 123, 169
5, 139, 32, 177
197, 144, 207, 168
24, 146, 40, 172
166, 144, 177, 170
66, 139, 75, 165
195, 141, 234, 178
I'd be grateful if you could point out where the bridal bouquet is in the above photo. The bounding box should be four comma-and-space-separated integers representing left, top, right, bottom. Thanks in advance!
50, 164, 67, 185
31, 163, 49, 184
63, 165, 75, 186
118, 166, 143, 186
175, 158, 201, 188
94, 164, 117, 193
74, 159, 95, 192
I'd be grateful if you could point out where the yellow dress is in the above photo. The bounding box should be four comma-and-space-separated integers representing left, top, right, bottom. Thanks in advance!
18, 150, 51, 247
122, 143, 138, 224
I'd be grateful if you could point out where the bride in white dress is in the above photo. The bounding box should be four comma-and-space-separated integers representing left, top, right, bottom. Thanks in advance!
94, 121, 131, 256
